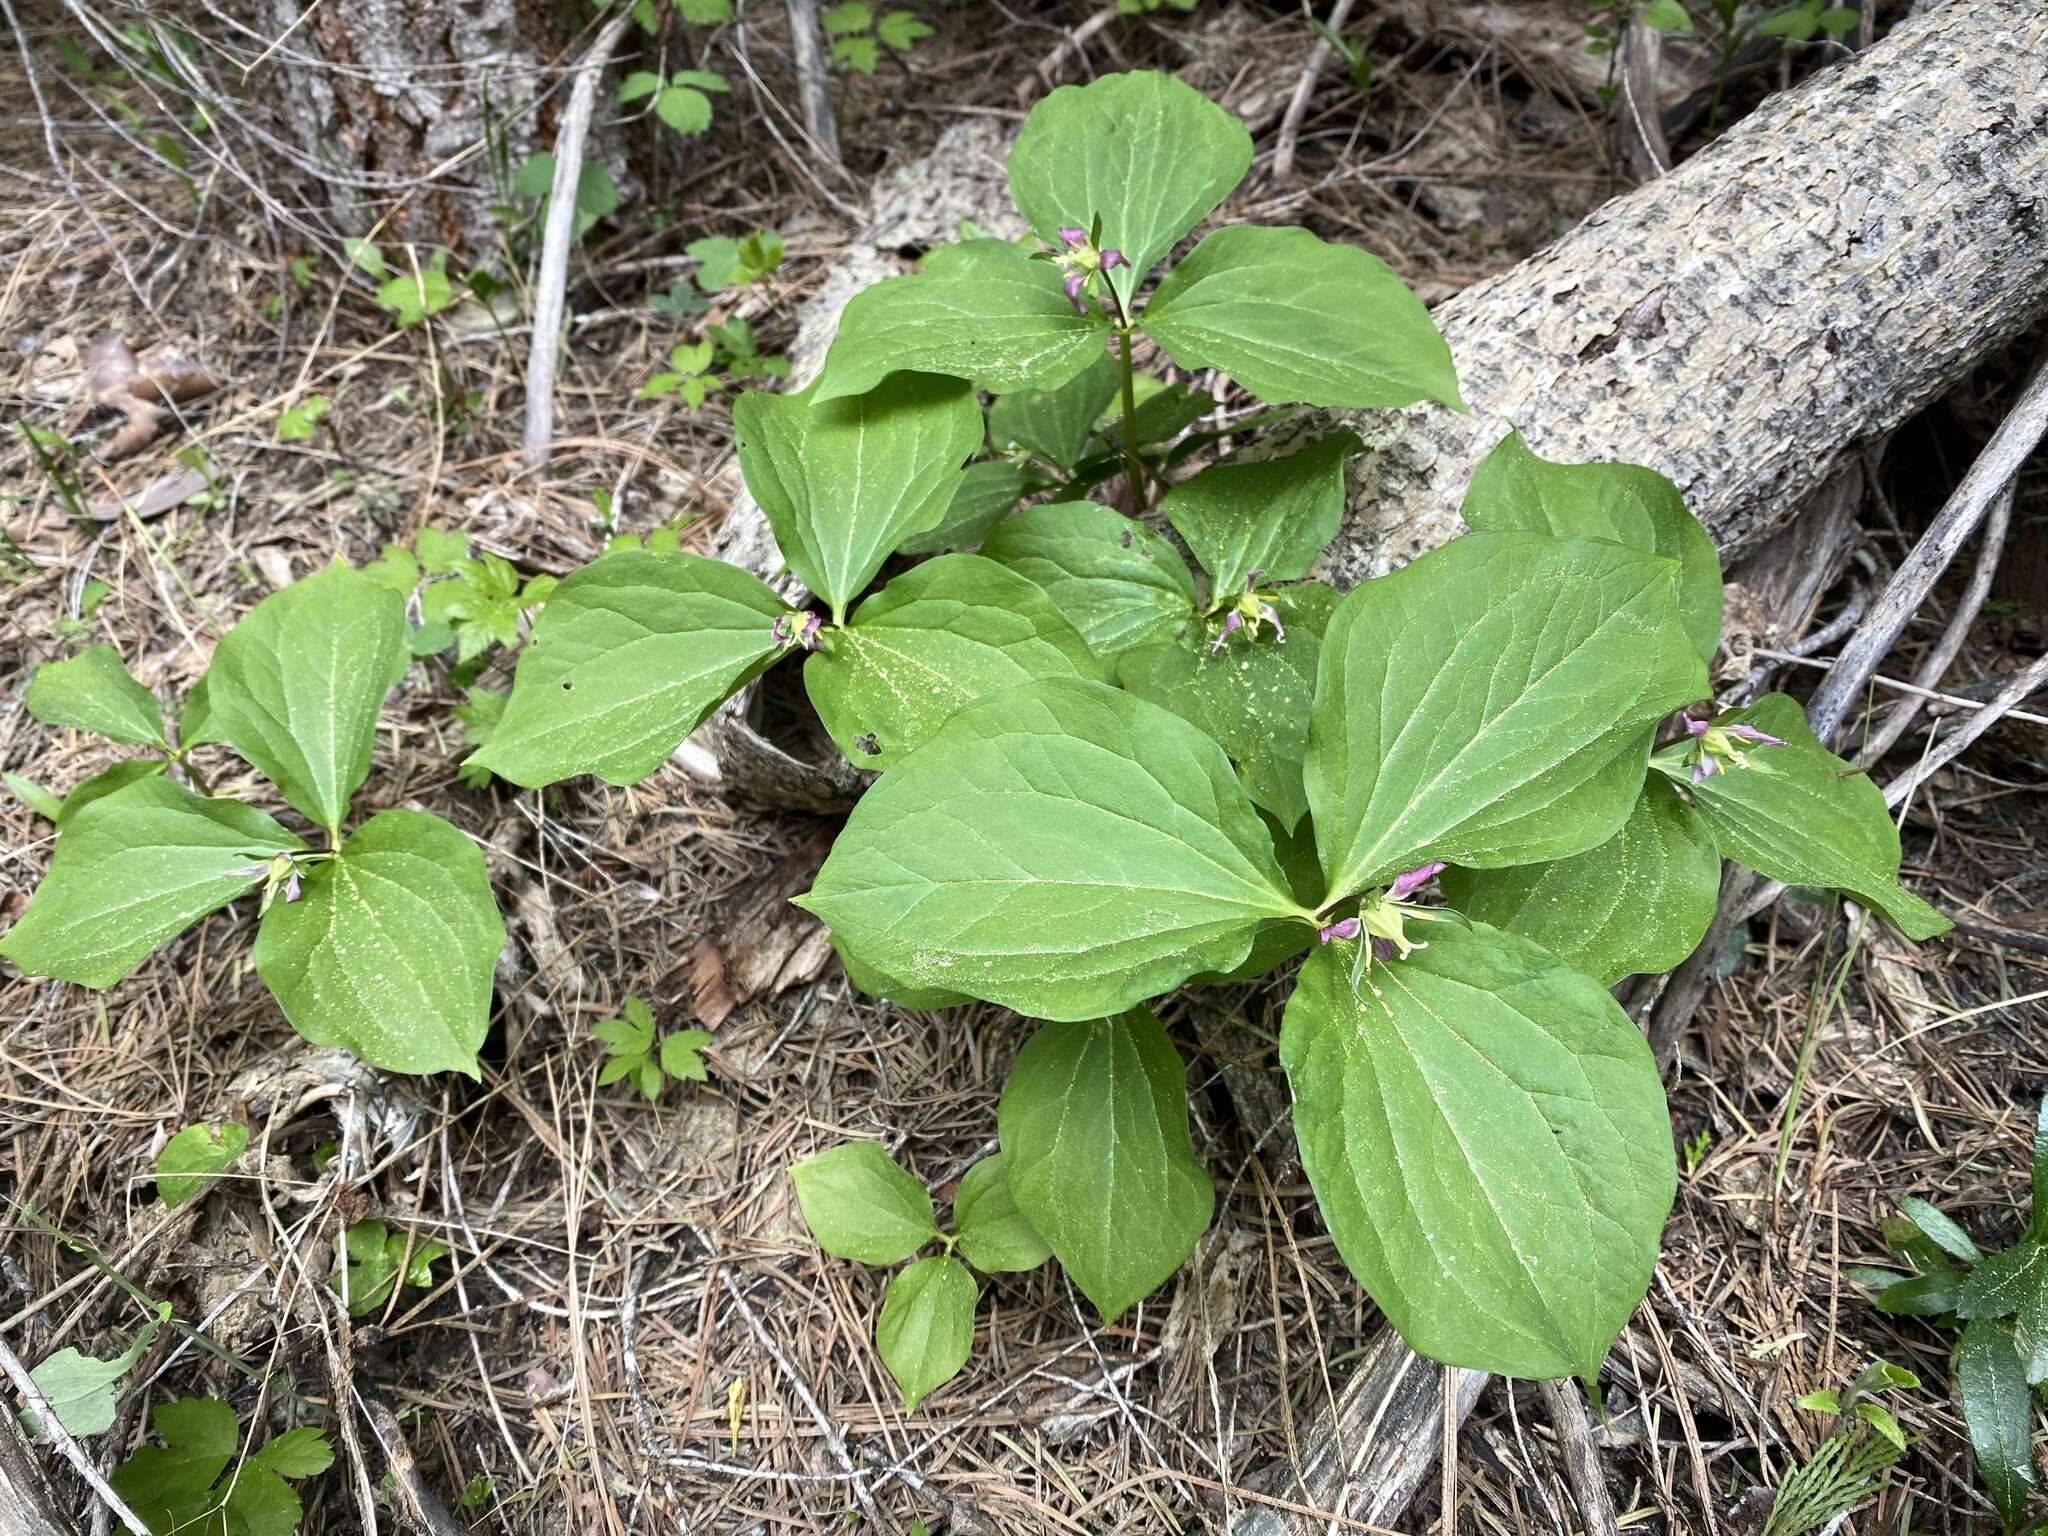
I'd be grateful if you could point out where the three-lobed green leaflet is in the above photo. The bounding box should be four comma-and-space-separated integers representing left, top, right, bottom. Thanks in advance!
3, 70, 1949, 1406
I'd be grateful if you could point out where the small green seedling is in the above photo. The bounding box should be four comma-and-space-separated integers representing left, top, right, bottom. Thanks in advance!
617, 67, 730, 135
1766, 1361, 1919, 1536
111, 1397, 332, 1536
1682, 1126, 1714, 1176
790, 1143, 1049, 1409
687, 227, 785, 291
594, 994, 712, 1101
639, 318, 789, 408
364, 526, 557, 669
155, 1122, 248, 1207
17, 422, 88, 521
333, 1217, 450, 1316
349, 243, 459, 328
634, 0, 732, 27
52, 577, 108, 639
821, 2, 931, 73
1850, 1097, 2048, 1531
453, 686, 508, 789
275, 394, 330, 442
509, 153, 620, 246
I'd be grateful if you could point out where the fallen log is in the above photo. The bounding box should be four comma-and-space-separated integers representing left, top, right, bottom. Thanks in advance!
1319, 0, 2048, 587
698, 1, 2048, 1526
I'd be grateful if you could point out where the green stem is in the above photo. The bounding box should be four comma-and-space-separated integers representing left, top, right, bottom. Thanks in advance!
1707, 28, 1741, 136
170, 750, 211, 796
1114, 326, 1147, 516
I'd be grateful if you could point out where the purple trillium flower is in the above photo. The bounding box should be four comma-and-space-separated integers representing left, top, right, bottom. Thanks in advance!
1063, 269, 1088, 315
1208, 609, 1244, 657
283, 868, 303, 904
773, 611, 823, 652
1685, 713, 1789, 782
1258, 602, 1285, 644
1318, 916, 1361, 945
1058, 226, 1088, 247
1099, 248, 1128, 271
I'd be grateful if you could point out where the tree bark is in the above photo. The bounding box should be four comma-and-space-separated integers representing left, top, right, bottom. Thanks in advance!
0, 1406, 78, 1536
238, 0, 570, 249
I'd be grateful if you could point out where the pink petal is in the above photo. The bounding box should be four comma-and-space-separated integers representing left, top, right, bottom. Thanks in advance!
1727, 723, 1788, 747
1208, 610, 1243, 657
1387, 861, 1446, 901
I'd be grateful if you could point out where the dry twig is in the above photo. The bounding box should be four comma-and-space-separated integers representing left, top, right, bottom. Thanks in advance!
522, 8, 637, 466
1804, 353, 2048, 744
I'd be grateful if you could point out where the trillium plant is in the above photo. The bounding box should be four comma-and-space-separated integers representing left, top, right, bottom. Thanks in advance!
3, 72, 1949, 1405
3, 564, 505, 1076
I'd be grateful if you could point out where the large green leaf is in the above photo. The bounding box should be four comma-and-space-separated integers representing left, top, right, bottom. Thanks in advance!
979, 500, 1196, 666
55, 759, 167, 829
1142, 226, 1462, 412
790, 1142, 938, 1264
0, 777, 304, 989
1281, 922, 1675, 1379
1161, 431, 1360, 598
895, 459, 1043, 556
832, 935, 974, 1011
989, 352, 1122, 473
470, 551, 788, 788
1307, 532, 1706, 901
803, 554, 1102, 769
25, 645, 167, 747
1006, 70, 1252, 311
1188, 808, 1323, 984
998, 1008, 1214, 1319
1677, 695, 1951, 941
1460, 430, 1722, 662
253, 810, 504, 1077
875, 1255, 977, 1412
812, 241, 1109, 403
1958, 1317, 2039, 1528
1120, 582, 1338, 830
1440, 778, 1722, 986
797, 677, 1309, 1020
1958, 1239, 2048, 1323
952, 1154, 1052, 1274
178, 674, 225, 749
734, 374, 983, 618
201, 562, 408, 835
